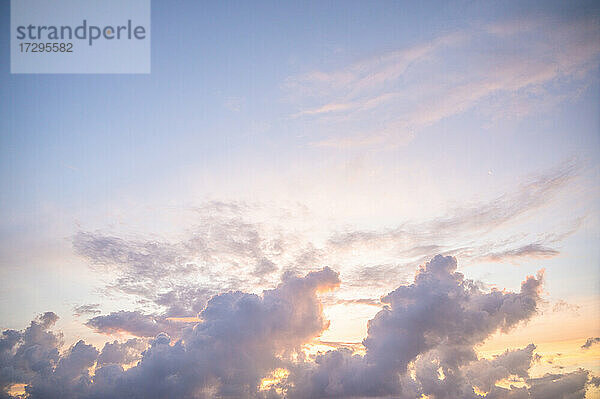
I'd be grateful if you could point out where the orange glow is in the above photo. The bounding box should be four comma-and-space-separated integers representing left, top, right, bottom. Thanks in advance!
259, 368, 290, 392
477, 297, 600, 375
8, 383, 26, 396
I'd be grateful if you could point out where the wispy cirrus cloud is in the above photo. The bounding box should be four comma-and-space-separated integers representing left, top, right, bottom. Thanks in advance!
72, 203, 293, 318
71, 161, 583, 324
329, 161, 579, 257
284, 14, 600, 148
478, 243, 559, 263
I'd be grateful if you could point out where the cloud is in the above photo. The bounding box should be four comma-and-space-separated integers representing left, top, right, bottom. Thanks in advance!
72, 232, 184, 279
71, 161, 582, 313
292, 102, 355, 118
92, 266, 340, 398
0, 312, 62, 395
72, 207, 293, 318
464, 344, 537, 393
283, 11, 600, 148
1, 256, 598, 398
346, 263, 412, 288
330, 162, 579, 277
525, 369, 590, 399
1, 267, 339, 398
284, 32, 466, 103
478, 243, 559, 263
72, 304, 101, 317
581, 337, 600, 349
85, 311, 174, 338
96, 339, 146, 367
411, 162, 578, 238
24, 340, 99, 399
288, 255, 545, 398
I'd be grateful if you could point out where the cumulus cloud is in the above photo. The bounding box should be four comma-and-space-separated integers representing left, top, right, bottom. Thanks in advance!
287, 255, 546, 398
0, 312, 62, 397
464, 344, 537, 393
4, 256, 594, 398
85, 266, 340, 398
1, 267, 341, 398
96, 339, 146, 367
24, 340, 98, 399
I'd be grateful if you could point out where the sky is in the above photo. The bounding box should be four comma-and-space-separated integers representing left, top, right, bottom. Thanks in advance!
0, 0, 599, 398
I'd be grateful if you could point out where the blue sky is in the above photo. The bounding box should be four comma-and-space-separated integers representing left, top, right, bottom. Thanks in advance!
0, 1, 599, 397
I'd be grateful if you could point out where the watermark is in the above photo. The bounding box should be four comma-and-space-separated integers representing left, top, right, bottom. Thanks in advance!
11, 0, 151, 74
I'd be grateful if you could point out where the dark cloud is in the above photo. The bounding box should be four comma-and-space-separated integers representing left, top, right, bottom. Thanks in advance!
96, 339, 146, 367
25, 340, 99, 399
525, 369, 590, 399
581, 337, 600, 349
0, 313, 62, 396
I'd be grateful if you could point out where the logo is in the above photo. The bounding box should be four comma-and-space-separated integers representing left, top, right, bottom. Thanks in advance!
11, 0, 151, 74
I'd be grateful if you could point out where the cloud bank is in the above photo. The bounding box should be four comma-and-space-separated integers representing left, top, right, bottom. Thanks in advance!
1, 255, 596, 398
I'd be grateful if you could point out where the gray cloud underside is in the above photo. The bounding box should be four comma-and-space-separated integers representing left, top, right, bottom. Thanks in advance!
1, 256, 596, 398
